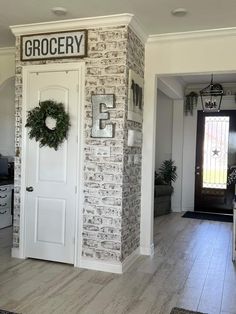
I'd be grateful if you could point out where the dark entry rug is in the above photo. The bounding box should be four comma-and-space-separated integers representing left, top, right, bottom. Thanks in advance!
0, 310, 19, 314
182, 211, 233, 223
170, 307, 207, 314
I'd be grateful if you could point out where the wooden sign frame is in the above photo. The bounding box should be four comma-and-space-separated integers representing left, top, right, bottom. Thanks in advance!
20, 29, 88, 61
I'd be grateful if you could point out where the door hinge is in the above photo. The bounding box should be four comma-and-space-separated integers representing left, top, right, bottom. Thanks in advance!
77, 84, 79, 92
75, 186, 77, 194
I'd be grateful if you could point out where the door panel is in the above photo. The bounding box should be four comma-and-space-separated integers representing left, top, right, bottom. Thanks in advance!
35, 197, 66, 245
25, 69, 79, 264
38, 144, 67, 183
195, 110, 236, 214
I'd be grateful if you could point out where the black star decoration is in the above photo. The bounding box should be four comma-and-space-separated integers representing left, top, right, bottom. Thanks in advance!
212, 149, 220, 156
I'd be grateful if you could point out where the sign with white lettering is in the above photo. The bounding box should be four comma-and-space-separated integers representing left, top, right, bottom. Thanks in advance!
21, 30, 87, 61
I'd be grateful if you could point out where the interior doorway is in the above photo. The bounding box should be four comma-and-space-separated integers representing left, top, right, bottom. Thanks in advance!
154, 89, 174, 219
195, 110, 236, 214
151, 73, 236, 251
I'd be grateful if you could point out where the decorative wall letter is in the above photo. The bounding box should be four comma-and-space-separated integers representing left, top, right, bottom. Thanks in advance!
128, 69, 144, 123
91, 94, 115, 138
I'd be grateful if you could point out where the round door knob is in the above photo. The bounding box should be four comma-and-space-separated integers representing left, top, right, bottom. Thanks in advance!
26, 186, 34, 192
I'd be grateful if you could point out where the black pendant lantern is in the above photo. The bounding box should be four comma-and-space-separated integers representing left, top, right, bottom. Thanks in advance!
200, 74, 224, 112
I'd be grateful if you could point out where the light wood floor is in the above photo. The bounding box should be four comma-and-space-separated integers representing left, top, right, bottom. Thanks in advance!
0, 213, 235, 314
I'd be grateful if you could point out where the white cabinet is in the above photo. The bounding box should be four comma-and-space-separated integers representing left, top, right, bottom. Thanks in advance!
0, 185, 13, 229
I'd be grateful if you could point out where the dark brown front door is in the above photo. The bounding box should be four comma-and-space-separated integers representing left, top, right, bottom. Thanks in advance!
194, 110, 236, 214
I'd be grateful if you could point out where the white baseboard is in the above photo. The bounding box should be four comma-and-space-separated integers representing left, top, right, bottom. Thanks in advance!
140, 243, 154, 256
182, 207, 194, 212
80, 258, 123, 274
171, 207, 181, 212
80, 247, 141, 274
122, 247, 140, 272
11, 247, 26, 259
11, 247, 20, 258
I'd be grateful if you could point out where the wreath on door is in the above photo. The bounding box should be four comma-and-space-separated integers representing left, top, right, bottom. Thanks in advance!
25, 100, 70, 150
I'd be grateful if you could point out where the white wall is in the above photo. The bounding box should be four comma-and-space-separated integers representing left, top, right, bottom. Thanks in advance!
172, 99, 184, 212
0, 48, 15, 86
0, 77, 15, 156
0, 49, 15, 157
141, 29, 236, 253
155, 90, 173, 171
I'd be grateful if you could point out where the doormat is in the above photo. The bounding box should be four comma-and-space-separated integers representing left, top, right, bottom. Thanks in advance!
170, 307, 207, 314
182, 211, 233, 223
0, 310, 19, 314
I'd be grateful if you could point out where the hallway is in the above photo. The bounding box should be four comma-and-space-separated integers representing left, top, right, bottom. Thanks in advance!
0, 214, 235, 314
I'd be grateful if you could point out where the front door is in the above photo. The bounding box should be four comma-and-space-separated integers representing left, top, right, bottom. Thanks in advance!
24, 66, 79, 264
195, 110, 236, 214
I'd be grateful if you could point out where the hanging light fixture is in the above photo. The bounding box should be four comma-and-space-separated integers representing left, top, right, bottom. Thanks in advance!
200, 74, 224, 112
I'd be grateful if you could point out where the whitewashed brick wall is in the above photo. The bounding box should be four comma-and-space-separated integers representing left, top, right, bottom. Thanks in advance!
122, 28, 144, 260
13, 25, 144, 263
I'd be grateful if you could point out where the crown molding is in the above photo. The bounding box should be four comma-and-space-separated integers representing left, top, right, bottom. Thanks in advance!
148, 26, 236, 43
10, 13, 147, 45
10, 13, 133, 36
186, 82, 236, 91
0, 47, 15, 55
129, 16, 148, 44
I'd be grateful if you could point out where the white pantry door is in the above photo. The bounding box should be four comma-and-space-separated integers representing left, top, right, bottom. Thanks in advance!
25, 68, 79, 264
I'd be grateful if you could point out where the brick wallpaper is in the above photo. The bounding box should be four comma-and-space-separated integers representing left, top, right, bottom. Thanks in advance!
13, 24, 144, 264
122, 28, 144, 260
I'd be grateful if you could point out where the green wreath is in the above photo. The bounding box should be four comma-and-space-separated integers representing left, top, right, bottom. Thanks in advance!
25, 100, 70, 150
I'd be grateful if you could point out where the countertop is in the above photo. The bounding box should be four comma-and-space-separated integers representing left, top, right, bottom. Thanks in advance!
0, 178, 14, 186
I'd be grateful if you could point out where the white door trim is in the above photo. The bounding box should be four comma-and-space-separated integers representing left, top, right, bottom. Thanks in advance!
17, 62, 85, 267
141, 69, 236, 255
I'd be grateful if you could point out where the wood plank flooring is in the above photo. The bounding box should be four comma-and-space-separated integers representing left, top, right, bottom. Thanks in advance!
0, 213, 235, 314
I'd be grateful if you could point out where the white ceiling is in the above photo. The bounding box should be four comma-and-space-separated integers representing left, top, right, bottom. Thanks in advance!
179, 73, 236, 85
2, 0, 236, 47
158, 73, 236, 99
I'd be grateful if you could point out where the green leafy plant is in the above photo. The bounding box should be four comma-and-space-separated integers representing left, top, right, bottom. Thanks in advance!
158, 159, 177, 186
227, 167, 236, 185
185, 91, 198, 116
155, 171, 165, 185
25, 100, 70, 150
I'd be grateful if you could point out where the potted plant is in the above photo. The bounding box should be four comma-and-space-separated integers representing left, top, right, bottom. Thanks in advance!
228, 167, 236, 185
158, 159, 177, 186
227, 167, 236, 202
185, 91, 198, 116
154, 159, 177, 217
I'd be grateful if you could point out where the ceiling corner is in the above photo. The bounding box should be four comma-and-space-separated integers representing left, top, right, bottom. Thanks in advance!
129, 16, 148, 44
147, 26, 236, 44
